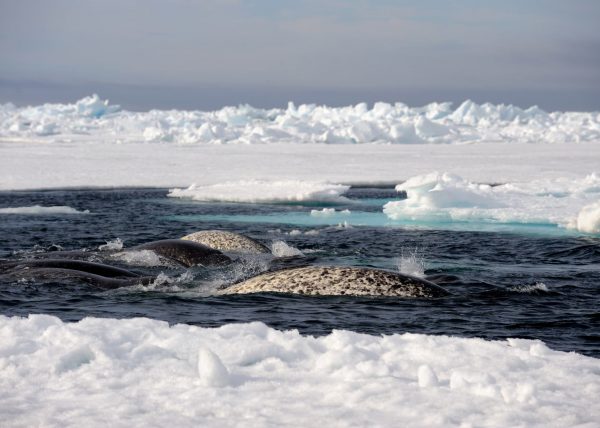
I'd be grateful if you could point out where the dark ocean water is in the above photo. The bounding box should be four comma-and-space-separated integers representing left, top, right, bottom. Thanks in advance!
0, 188, 598, 357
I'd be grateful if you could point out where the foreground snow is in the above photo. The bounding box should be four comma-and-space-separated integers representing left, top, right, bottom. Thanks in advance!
1, 95, 599, 145
0, 315, 598, 427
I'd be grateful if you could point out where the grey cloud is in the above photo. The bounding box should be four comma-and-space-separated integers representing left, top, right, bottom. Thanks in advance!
0, 0, 598, 109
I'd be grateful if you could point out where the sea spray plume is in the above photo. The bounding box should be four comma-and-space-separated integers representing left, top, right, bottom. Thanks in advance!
99, 238, 124, 251
397, 247, 426, 278
209, 253, 272, 289
270, 240, 304, 258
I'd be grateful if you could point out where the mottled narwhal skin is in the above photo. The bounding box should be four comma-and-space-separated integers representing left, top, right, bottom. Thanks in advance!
132, 239, 231, 267
221, 266, 450, 298
181, 230, 270, 254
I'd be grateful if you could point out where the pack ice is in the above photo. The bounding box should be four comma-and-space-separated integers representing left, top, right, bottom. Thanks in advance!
1, 94, 599, 144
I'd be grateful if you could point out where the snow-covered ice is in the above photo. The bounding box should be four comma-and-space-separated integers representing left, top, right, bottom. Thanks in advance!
0, 315, 598, 428
168, 180, 350, 204
383, 172, 600, 233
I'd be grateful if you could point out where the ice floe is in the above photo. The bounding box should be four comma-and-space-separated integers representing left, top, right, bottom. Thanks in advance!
168, 180, 350, 203
0, 205, 89, 215
384, 172, 600, 233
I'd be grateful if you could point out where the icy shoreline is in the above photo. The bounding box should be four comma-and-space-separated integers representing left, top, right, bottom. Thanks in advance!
1, 315, 598, 427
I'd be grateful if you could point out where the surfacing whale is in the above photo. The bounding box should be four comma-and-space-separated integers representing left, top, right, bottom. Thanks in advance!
3, 269, 154, 289
0, 259, 154, 289
221, 266, 450, 298
132, 239, 231, 267
0, 259, 141, 278
181, 230, 270, 254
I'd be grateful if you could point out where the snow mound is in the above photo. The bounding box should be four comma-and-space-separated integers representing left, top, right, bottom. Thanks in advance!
384, 172, 600, 233
0, 315, 598, 427
1, 96, 598, 144
168, 180, 350, 203
0, 205, 89, 215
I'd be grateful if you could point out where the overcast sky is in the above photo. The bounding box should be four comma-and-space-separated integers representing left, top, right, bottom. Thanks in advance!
1, 0, 599, 110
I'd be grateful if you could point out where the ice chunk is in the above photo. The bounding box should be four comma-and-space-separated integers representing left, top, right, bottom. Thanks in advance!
0, 205, 89, 215
576, 201, 600, 233
384, 172, 600, 233
384, 172, 501, 221
75, 94, 120, 118
414, 116, 449, 139
417, 364, 439, 387
168, 180, 350, 204
197, 347, 230, 387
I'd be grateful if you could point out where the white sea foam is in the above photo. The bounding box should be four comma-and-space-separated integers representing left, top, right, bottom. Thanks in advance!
98, 238, 124, 251
0, 205, 89, 215
168, 180, 350, 203
112, 250, 168, 267
575, 201, 600, 233
1, 95, 599, 145
398, 248, 426, 278
284, 229, 321, 237
510, 283, 550, 293
0, 315, 598, 427
384, 172, 600, 233
271, 240, 304, 257
141, 271, 196, 292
